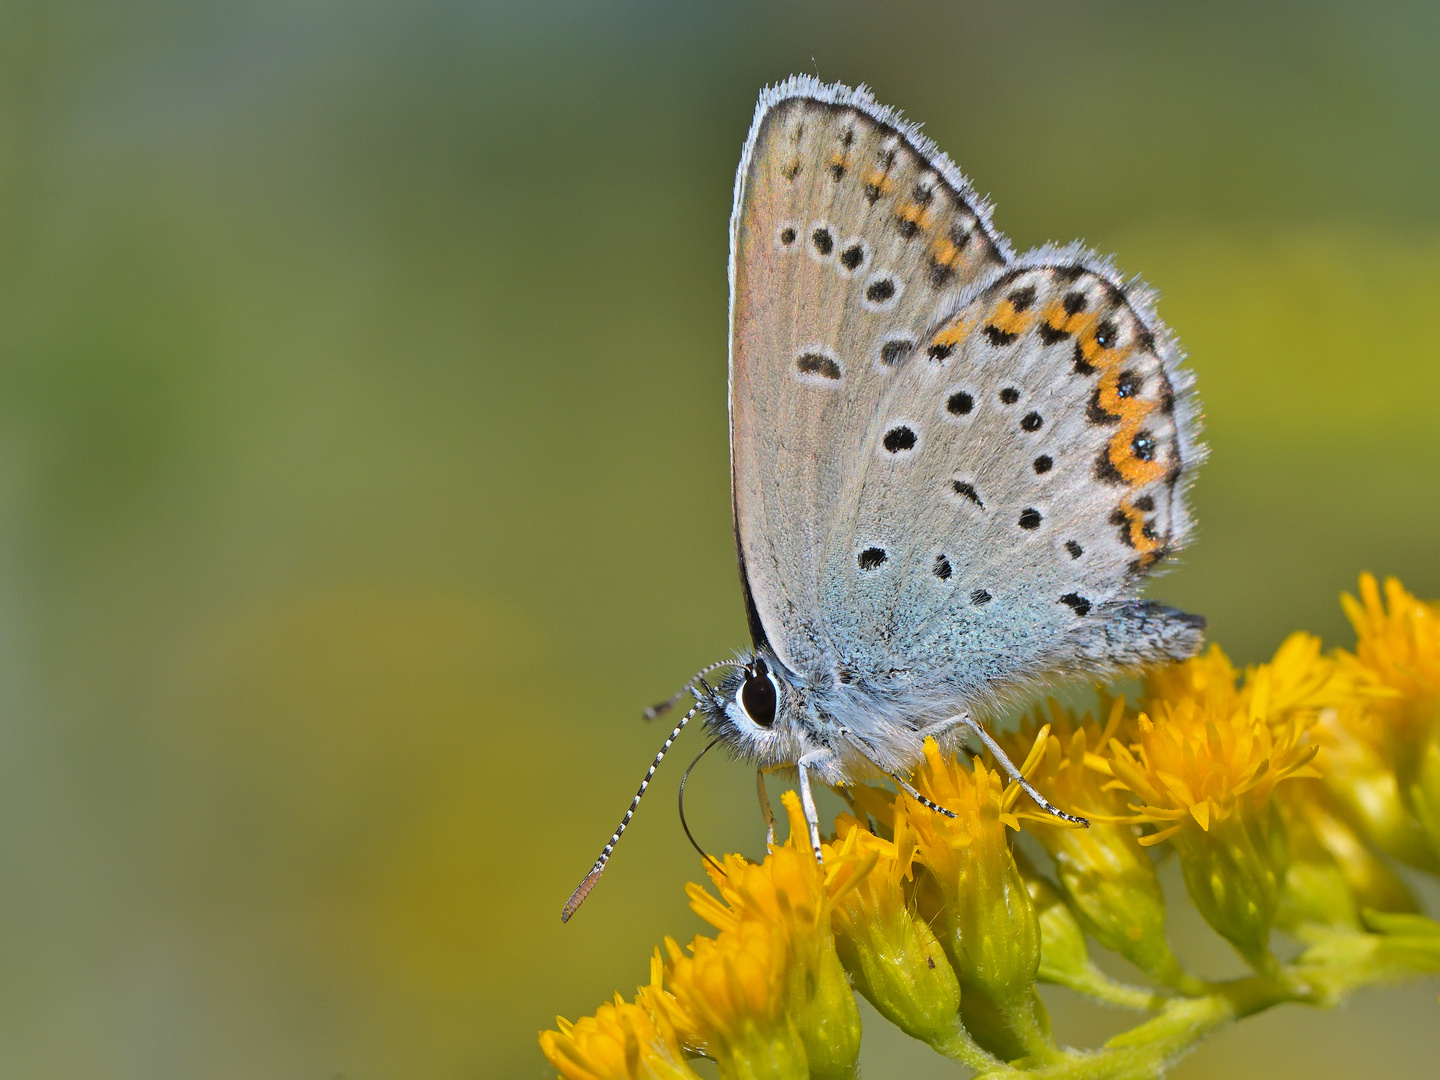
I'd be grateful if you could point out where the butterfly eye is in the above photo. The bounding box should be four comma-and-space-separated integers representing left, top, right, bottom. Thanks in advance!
737, 658, 779, 728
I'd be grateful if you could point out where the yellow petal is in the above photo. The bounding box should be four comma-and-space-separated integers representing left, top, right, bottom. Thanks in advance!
1189, 800, 1210, 831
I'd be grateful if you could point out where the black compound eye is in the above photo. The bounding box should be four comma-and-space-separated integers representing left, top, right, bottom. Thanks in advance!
738, 661, 778, 728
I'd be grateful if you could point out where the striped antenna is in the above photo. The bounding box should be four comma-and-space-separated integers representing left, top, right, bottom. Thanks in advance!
561, 701, 702, 922
643, 660, 746, 720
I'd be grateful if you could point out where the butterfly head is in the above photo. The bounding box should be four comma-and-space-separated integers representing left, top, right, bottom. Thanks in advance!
700, 650, 806, 766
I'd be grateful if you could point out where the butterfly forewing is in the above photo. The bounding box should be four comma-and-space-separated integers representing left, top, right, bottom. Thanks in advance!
730, 79, 1008, 677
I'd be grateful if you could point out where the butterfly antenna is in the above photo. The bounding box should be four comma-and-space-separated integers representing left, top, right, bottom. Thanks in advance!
561, 701, 702, 923
678, 737, 725, 877
643, 660, 746, 720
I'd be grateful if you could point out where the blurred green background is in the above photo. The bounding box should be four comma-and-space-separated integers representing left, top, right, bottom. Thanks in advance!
0, 2, 1437, 1077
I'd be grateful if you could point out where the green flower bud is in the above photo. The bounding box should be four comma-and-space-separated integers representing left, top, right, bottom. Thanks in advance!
1404, 720, 1440, 863
828, 817, 965, 1051
1278, 782, 1419, 934
1316, 707, 1440, 873
903, 740, 1056, 1062
1172, 801, 1288, 972
1016, 851, 1163, 1009
1002, 714, 1195, 991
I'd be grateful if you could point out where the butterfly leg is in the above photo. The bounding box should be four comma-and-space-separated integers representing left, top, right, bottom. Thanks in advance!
796, 752, 828, 863
756, 769, 776, 847
839, 729, 956, 819
957, 714, 1089, 827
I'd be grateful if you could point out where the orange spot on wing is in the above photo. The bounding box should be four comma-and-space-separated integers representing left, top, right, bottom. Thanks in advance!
931, 317, 975, 350
896, 201, 934, 233
929, 234, 961, 273
988, 298, 1037, 337
1040, 304, 1101, 342
863, 170, 894, 198
1082, 320, 1173, 492
1114, 499, 1163, 555
1107, 428, 1167, 486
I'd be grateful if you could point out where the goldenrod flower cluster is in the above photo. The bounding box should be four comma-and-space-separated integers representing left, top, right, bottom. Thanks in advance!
543, 577, 1440, 1079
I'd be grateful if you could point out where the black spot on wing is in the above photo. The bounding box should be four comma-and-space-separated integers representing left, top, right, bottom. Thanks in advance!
1094, 449, 1125, 485
858, 547, 888, 570
880, 339, 913, 366
797, 353, 841, 380
1059, 593, 1092, 617
883, 426, 917, 453
952, 481, 983, 507
1087, 386, 1120, 424
933, 554, 952, 580
1110, 508, 1135, 548
1007, 285, 1037, 311
983, 325, 1018, 346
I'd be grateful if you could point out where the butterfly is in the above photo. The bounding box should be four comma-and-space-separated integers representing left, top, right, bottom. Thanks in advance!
563, 76, 1203, 921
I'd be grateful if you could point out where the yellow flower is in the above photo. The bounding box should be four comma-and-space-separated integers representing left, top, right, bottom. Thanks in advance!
654, 925, 807, 1080
1336, 574, 1440, 859
680, 791, 863, 1080
1341, 574, 1440, 715
1110, 638, 1338, 842
1106, 642, 1327, 969
998, 700, 1198, 992
540, 991, 701, 1080
902, 737, 1055, 1061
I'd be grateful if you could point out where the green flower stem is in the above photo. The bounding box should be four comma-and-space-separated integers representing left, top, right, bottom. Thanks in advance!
927, 1021, 1014, 1075
965, 925, 1440, 1080
1039, 962, 1167, 1012
1141, 955, 1211, 999
973, 977, 1289, 1080
998, 991, 1065, 1065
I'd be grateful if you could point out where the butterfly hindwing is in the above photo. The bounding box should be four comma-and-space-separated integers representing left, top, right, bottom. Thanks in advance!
819, 252, 1203, 701
729, 78, 1009, 678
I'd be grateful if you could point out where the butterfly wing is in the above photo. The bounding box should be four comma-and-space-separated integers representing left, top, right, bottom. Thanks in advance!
819, 249, 1203, 712
729, 78, 1010, 677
